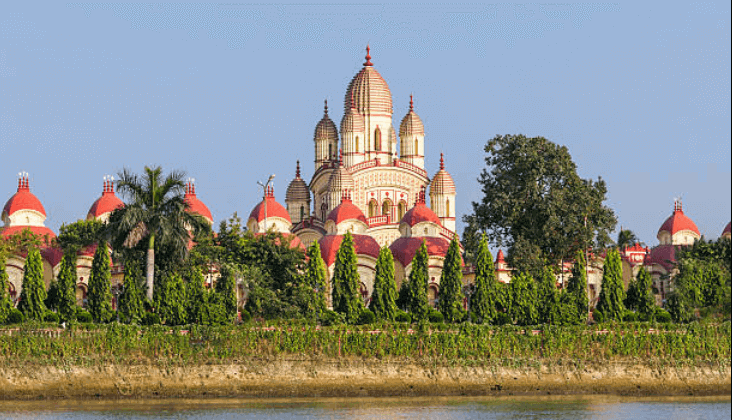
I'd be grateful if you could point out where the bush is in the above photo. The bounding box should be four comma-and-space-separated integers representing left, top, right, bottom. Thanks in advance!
428, 309, 444, 323
395, 311, 412, 323
141, 312, 160, 326
592, 310, 604, 323
44, 311, 60, 323
6, 309, 23, 324
494, 312, 512, 326
320, 310, 344, 326
239, 309, 252, 324
76, 310, 93, 323
622, 310, 638, 322
357, 309, 376, 325
655, 308, 672, 323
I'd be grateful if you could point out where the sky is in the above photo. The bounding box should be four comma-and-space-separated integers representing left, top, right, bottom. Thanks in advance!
1, 1, 730, 248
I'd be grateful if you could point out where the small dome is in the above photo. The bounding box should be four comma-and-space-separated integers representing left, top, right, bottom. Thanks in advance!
389, 237, 450, 268
340, 108, 365, 133
286, 161, 310, 202
429, 153, 456, 195
0, 225, 56, 240
87, 179, 124, 219
319, 234, 380, 266
344, 46, 393, 116
2, 175, 46, 218
184, 181, 213, 223
327, 193, 367, 225
248, 187, 291, 224
723, 222, 731, 237
399, 95, 424, 136
327, 162, 354, 194
314, 100, 338, 143
400, 189, 441, 227
658, 201, 700, 237
496, 249, 506, 263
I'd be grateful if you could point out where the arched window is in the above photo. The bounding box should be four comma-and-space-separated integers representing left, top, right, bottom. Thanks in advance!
368, 200, 378, 218
398, 201, 407, 220
428, 285, 439, 308
300, 206, 305, 222
76, 283, 88, 308
321, 203, 328, 221
355, 136, 360, 153
414, 138, 419, 155
446, 199, 450, 216
382, 199, 392, 217
375, 127, 382, 151
328, 144, 333, 161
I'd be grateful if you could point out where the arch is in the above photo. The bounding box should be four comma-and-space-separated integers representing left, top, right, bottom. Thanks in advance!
300, 205, 305, 223
76, 283, 88, 308
320, 202, 328, 221
8, 283, 16, 302
446, 199, 450, 216
398, 201, 407, 220
428, 284, 439, 309
328, 143, 333, 161
382, 199, 392, 218
368, 200, 378, 218
355, 136, 360, 153
375, 127, 382, 151
414, 138, 419, 155
360, 282, 370, 306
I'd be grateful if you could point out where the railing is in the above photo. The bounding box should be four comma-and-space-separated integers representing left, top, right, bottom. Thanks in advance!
366, 215, 391, 227
438, 226, 455, 241
393, 159, 428, 178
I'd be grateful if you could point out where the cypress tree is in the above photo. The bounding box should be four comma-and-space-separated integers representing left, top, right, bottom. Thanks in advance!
472, 234, 497, 324
45, 279, 61, 312
439, 235, 465, 323
509, 272, 538, 325
18, 247, 47, 321
596, 248, 625, 321
87, 242, 112, 323
537, 266, 560, 324
566, 250, 588, 323
369, 247, 398, 321
304, 241, 328, 317
0, 258, 12, 324
119, 259, 144, 324
408, 241, 430, 323
186, 266, 208, 325
635, 266, 656, 319
215, 265, 237, 323
56, 253, 78, 322
159, 272, 187, 325
331, 232, 363, 324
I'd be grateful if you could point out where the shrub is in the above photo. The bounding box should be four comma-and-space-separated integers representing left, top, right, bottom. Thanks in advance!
357, 309, 376, 325
494, 312, 512, 326
428, 309, 444, 324
141, 312, 160, 326
395, 311, 411, 323
592, 310, 604, 323
622, 310, 638, 322
239, 308, 252, 324
321, 310, 344, 326
655, 308, 672, 323
6, 308, 23, 324
76, 310, 93, 323
44, 311, 60, 323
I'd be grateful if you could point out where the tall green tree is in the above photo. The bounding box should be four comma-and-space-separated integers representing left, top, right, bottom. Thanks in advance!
508, 272, 538, 326
635, 266, 656, 319
439, 236, 465, 323
466, 134, 616, 272
304, 241, 328, 319
87, 242, 112, 323
215, 265, 238, 323
331, 232, 363, 324
107, 166, 209, 301
596, 249, 625, 321
0, 257, 12, 324
408, 241, 430, 323
55, 253, 78, 322
537, 266, 560, 324
369, 247, 398, 321
159, 272, 187, 325
471, 234, 498, 324
186, 266, 208, 325
18, 247, 47, 321
565, 250, 589, 324
119, 259, 145, 324
616, 228, 639, 249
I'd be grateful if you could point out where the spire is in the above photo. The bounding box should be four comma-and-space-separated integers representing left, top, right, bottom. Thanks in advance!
265, 185, 274, 198
364, 45, 373, 66
103, 175, 116, 194
674, 198, 683, 212
416, 186, 426, 205
17, 172, 29, 192
341, 189, 352, 203
324, 99, 329, 115
295, 160, 301, 178
185, 178, 196, 196
440, 153, 445, 170
409, 94, 414, 112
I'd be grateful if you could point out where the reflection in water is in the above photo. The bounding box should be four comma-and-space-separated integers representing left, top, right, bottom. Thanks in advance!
0, 396, 729, 419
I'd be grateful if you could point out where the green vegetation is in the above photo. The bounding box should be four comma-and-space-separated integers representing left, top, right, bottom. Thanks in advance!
119, 259, 145, 324
87, 242, 113, 323
17, 248, 46, 321
0, 257, 11, 324
597, 249, 625, 321
471, 234, 497, 324
369, 247, 398, 321
407, 242, 430, 323
331, 232, 364, 324
439, 236, 465, 323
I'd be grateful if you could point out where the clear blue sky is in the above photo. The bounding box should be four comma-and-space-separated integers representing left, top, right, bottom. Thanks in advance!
1, 1, 730, 247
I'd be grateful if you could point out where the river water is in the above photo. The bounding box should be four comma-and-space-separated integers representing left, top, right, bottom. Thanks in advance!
0, 396, 729, 419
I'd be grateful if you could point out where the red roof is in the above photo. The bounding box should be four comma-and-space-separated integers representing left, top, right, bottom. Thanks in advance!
327, 196, 367, 225
401, 202, 441, 227
184, 191, 213, 222
723, 222, 731, 236
658, 203, 699, 237
248, 188, 291, 224
3, 177, 46, 217
647, 245, 678, 271
253, 232, 306, 251
496, 249, 505, 263
87, 183, 124, 218
41, 246, 64, 267
389, 237, 450, 267
1, 225, 56, 240
319, 234, 380, 266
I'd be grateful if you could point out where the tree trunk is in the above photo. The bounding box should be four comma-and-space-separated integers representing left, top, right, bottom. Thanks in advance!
146, 235, 155, 302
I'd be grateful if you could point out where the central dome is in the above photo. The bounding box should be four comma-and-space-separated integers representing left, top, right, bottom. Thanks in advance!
344, 46, 393, 116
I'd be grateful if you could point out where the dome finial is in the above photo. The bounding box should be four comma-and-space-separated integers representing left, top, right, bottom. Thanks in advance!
324, 99, 328, 115
440, 152, 445, 170
296, 160, 301, 178
409, 94, 414, 112
674, 197, 683, 212
364, 45, 373, 66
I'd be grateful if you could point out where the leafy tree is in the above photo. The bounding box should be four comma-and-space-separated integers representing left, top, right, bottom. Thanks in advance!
408, 241, 431, 323
45, 279, 62, 312
87, 242, 112, 323
466, 134, 616, 272
634, 266, 656, 319
616, 228, 639, 249
119, 258, 145, 324
396, 280, 410, 312
304, 241, 328, 319
439, 236, 465, 323
56, 219, 105, 253
565, 250, 588, 324
331, 232, 363, 324
596, 249, 625, 321
107, 166, 209, 301
55, 253, 78, 322
18, 247, 47, 321
185, 266, 208, 325
0, 257, 12, 324
508, 272, 538, 325
159, 272, 187, 325
537, 266, 560, 324
471, 234, 498, 324
369, 247, 398, 321
215, 265, 238, 323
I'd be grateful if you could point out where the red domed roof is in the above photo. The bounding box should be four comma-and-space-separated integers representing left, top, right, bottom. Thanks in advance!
344, 46, 392, 116
658, 202, 699, 237
1, 225, 56, 240
184, 182, 213, 223
2, 176, 46, 217
248, 187, 291, 224
389, 237, 451, 267
496, 249, 506, 263
647, 245, 678, 271
401, 191, 441, 227
319, 233, 380, 266
87, 180, 124, 219
723, 222, 731, 236
327, 194, 367, 225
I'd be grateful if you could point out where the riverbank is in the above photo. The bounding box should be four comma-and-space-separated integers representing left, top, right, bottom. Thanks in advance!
0, 358, 729, 399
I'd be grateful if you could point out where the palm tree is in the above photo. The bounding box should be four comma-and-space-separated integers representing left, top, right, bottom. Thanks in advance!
107, 166, 209, 301
616, 228, 639, 250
